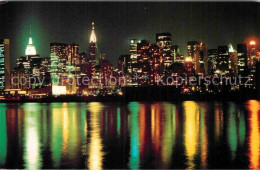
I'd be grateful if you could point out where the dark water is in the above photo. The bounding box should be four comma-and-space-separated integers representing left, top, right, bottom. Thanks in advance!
0, 101, 259, 169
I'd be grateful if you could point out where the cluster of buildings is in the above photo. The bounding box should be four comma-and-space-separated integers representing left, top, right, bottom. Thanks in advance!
0, 22, 259, 98
118, 34, 259, 87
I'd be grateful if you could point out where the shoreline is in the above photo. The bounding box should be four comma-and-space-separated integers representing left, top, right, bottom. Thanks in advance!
1, 93, 258, 103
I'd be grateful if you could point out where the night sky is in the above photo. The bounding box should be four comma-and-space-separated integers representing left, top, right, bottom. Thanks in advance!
0, 2, 259, 67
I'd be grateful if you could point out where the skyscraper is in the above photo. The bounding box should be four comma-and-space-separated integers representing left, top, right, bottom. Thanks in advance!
156, 33, 172, 69
248, 40, 257, 73
171, 45, 179, 62
208, 49, 218, 74
137, 40, 150, 86
25, 25, 37, 56
50, 53, 60, 86
217, 46, 229, 74
149, 44, 163, 85
237, 44, 248, 74
228, 44, 238, 74
198, 41, 208, 75
0, 39, 10, 89
188, 41, 208, 75
88, 22, 97, 79
50, 43, 67, 72
118, 55, 130, 75
187, 41, 199, 59
89, 21, 97, 63
129, 39, 140, 85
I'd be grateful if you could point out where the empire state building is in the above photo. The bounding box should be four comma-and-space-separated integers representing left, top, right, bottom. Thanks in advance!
25, 25, 37, 56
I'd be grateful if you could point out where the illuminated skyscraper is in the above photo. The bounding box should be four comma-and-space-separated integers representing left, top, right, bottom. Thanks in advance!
129, 39, 140, 85
100, 59, 113, 87
118, 55, 130, 75
171, 45, 180, 62
0, 39, 10, 89
50, 43, 67, 72
25, 25, 37, 56
149, 44, 163, 85
156, 33, 171, 51
50, 53, 60, 86
187, 41, 199, 60
89, 21, 97, 63
156, 33, 172, 69
208, 49, 218, 74
67, 43, 79, 66
198, 41, 208, 75
188, 41, 208, 75
217, 46, 229, 74
137, 40, 150, 86
228, 44, 238, 74
248, 40, 257, 73
88, 22, 97, 79
237, 44, 248, 74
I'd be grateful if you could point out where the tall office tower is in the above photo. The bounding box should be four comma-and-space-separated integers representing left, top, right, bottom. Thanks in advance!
171, 45, 180, 62
89, 21, 97, 63
10, 64, 31, 90
149, 44, 163, 85
39, 57, 51, 87
248, 40, 257, 73
237, 44, 248, 74
187, 41, 199, 59
100, 59, 113, 87
63, 43, 79, 94
0, 39, 10, 89
137, 40, 150, 86
50, 43, 68, 72
194, 50, 201, 74
207, 49, 218, 74
228, 44, 238, 74
129, 39, 140, 85
50, 53, 60, 86
217, 46, 230, 74
198, 41, 208, 75
25, 25, 37, 56
118, 55, 130, 75
88, 21, 97, 79
156, 33, 172, 69
67, 43, 79, 66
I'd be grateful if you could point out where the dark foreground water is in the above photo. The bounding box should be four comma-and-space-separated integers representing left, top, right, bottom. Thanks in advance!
0, 101, 259, 169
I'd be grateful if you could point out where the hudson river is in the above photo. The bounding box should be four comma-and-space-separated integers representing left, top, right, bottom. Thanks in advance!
0, 101, 259, 169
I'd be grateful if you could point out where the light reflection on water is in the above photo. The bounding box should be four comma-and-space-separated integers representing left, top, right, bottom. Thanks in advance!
0, 100, 259, 169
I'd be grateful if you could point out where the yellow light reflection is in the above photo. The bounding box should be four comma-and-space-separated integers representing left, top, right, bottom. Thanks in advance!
199, 104, 208, 168
87, 102, 104, 170
184, 101, 199, 169
62, 105, 69, 152
247, 100, 260, 169
51, 104, 63, 167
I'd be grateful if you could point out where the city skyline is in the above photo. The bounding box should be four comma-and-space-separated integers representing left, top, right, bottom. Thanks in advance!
0, 2, 259, 67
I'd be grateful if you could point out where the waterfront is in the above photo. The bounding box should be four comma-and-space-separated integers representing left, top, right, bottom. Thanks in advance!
0, 100, 259, 169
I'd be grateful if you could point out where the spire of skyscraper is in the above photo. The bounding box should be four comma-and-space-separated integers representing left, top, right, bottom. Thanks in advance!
90, 21, 97, 43
228, 44, 235, 52
25, 25, 37, 55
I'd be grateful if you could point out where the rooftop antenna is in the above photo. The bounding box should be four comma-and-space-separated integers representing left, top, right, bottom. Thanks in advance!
29, 24, 32, 35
